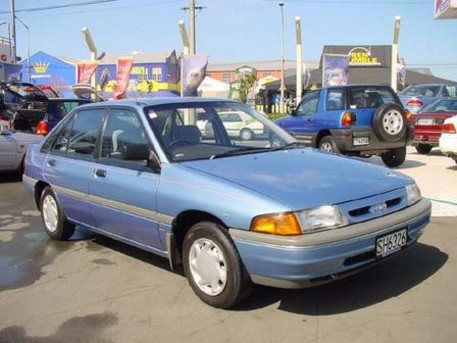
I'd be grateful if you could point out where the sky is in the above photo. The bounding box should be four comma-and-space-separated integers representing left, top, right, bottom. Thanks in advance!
1, 0, 457, 81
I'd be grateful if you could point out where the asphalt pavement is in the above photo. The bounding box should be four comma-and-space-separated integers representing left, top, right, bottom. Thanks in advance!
0, 147, 456, 343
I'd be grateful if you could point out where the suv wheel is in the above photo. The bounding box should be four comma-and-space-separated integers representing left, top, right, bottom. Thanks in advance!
372, 104, 407, 142
318, 135, 340, 154
381, 147, 407, 167
415, 144, 433, 154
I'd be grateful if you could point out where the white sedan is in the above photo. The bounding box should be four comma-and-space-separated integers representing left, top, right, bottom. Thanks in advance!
0, 125, 43, 174
439, 116, 457, 164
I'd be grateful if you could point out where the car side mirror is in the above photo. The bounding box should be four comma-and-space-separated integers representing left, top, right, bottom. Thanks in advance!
148, 150, 162, 173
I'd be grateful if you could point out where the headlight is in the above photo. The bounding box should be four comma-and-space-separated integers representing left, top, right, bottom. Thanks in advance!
250, 205, 348, 236
296, 205, 348, 234
406, 183, 422, 205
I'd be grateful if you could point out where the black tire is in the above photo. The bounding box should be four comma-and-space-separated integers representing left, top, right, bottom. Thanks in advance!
318, 135, 340, 154
372, 104, 407, 142
182, 221, 253, 309
39, 187, 75, 241
381, 147, 407, 167
240, 128, 253, 141
415, 144, 433, 154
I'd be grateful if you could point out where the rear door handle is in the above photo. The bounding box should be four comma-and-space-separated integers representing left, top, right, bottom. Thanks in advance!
95, 169, 107, 178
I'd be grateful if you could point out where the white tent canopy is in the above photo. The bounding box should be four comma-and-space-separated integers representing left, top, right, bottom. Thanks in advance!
197, 76, 230, 98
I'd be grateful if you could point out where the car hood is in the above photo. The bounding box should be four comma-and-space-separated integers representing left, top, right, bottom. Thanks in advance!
183, 148, 412, 210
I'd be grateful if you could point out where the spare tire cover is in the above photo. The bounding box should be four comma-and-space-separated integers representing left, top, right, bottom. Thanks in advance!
372, 103, 407, 142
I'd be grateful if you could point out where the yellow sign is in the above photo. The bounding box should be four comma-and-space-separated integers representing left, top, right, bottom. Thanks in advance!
349, 48, 381, 66
33, 61, 50, 73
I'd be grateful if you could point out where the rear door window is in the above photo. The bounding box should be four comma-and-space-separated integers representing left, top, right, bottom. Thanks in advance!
51, 109, 104, 160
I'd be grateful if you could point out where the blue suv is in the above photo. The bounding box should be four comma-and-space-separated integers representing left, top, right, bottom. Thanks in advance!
275, 85, 414, 167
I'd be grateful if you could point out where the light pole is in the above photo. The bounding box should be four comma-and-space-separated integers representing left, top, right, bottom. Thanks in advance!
15, 16, 30, 82
391, 16, 401, 92
279, 1, 285, 113
9, 0, 16, 63
295, 16, 302, 103
81, 27, 97, 89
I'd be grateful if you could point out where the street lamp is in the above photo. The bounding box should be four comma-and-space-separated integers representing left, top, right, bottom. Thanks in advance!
15, 16, 30, 82
279, 1, 285, 113
295, 16, 302, 103
81, 27, 97, 88
391, 16, 401, 92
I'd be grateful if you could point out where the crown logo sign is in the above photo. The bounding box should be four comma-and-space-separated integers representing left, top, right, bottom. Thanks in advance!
33, 61, 50, 73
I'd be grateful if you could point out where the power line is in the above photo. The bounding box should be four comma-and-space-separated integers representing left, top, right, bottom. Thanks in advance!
0, 0, 119, 14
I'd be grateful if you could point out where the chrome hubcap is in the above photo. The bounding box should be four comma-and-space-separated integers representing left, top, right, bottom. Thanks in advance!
382, 110, 403, 135
320, 142, 334, 152
189, 238, 227, 296
42, 195, 58, 233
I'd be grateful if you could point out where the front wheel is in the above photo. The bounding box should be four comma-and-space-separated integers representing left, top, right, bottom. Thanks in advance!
381, 147, 407, 167
415, 144, 433, 154
240, 128, 253, 141
318, 135, 340, 154
40, 187, 75, 240
182, 222, 252, 309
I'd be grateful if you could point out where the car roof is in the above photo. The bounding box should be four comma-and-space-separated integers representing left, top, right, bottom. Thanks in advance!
77, 97, 239, 109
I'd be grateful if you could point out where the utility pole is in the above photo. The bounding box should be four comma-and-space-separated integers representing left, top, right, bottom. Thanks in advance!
181, 0, 205, 55
10, 0, 16, 63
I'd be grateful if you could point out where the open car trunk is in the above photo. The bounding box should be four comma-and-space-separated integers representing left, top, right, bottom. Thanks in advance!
11, 108, 47, 133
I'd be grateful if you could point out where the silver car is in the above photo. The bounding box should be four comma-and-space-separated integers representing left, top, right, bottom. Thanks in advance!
0, 125, 43, 174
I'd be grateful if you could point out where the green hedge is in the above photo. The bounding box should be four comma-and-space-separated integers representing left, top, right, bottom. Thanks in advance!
267, 113, 288, 121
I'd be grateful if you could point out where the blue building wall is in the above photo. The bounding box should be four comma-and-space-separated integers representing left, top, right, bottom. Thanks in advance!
21, 51, 76, 87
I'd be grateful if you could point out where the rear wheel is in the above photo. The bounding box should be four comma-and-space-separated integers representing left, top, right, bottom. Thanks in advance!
318, 135, 340, 154
381, 147, 407, 167
415, 144, 433, 154
182, 221, 252, 309
40, 187, 75, 240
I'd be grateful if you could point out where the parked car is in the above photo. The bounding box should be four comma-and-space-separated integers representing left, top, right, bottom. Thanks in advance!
439, 115, 457, 164
412, 97, 457, 154
398, 84, 456, 114
0, 82, 93, 135
197, 110, 266, 140
275, 85, 413, 167
0, 125, 43, 174
23, 97, 431, 308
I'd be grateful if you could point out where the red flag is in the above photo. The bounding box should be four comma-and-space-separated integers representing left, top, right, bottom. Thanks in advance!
114, 56, 134, 99
77, 60, 99, 84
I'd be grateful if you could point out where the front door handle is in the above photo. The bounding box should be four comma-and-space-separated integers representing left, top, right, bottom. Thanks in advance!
95, 169, 107, 178
47, 159, 56, 167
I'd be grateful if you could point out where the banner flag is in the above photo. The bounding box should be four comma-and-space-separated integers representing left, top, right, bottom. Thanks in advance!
181, 55, 208, 96
99, 67, 110, 91
302, 62, 311, 88
114, 56, 134, 99
0, 62, 22, 82
397, 58, 407, 86
77, 60, 99, 84
322, 54, 350, 87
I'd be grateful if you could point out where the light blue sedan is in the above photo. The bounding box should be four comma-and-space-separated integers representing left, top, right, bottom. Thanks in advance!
23, 98, 431, 308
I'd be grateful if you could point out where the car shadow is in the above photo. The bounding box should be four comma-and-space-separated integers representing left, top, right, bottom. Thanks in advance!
236, 243, 447, 313
352, 156, 426, 169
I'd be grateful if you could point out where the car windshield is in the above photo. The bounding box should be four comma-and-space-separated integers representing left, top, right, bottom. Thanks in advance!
419, 98, 457, 113
399, 85, 440, 97
145, 101, 296, 162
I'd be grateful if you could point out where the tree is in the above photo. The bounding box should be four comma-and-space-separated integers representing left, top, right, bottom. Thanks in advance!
238, 72, 257, 104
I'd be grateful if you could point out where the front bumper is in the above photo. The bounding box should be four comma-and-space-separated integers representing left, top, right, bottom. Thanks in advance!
230, 198, 431, 289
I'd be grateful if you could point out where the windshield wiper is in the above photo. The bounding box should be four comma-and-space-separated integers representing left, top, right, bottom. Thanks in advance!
271, 141, 307, 151
210, 147, 268, 160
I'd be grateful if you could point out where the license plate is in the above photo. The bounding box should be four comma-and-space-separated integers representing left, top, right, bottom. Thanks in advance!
418, 118, 434, 125
376, 229, 407, 257
353, 137, 370, 146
